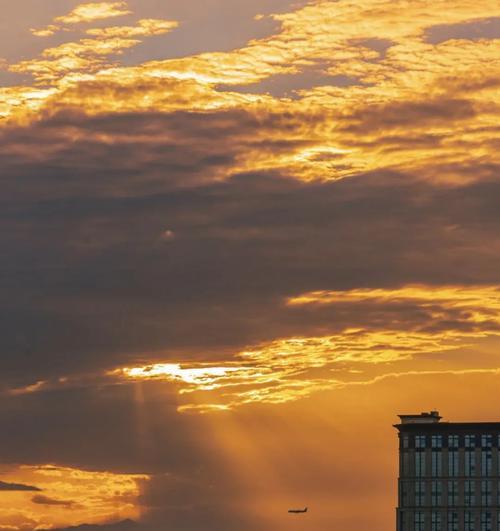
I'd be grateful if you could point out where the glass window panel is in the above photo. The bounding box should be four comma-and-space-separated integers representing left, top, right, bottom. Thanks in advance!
482, 451, 492, 477
481, 481, 491, 507
480, 512, 492, 531
401, 482, 408, 507
415, 511, 426, 531
432, 436, 443, 449
416, 452, 426, 477
466, 451, 476, 476
403, 452, 409, 475
465, 511, 475, 531
432, 481, 443, 506
448, 481, 458, 506
416, 436, 427, 449
432, 512, 443, 531
416, 481, 426, 507
447, 511, 459, 531
481, 435, 493, 448
465, 480, 476, 506
466, 436, 477, 448
448, 450, 459, 477
433, 451, 443, 477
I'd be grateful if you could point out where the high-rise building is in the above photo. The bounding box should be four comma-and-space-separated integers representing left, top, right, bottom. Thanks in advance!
395, 411, 500, 531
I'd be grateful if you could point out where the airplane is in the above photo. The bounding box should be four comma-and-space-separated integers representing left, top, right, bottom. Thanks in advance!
288, 507, 308, 514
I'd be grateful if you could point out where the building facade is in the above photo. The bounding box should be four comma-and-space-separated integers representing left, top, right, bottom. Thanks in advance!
395, 412, 500, 531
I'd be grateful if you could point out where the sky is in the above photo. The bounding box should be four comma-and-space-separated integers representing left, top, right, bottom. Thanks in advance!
0, 1, 500, 530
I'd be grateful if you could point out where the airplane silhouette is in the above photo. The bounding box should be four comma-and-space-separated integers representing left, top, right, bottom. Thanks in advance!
288, 507, 308, 514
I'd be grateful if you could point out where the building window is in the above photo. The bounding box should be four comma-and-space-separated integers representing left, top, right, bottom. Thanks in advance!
432, 481, 443, 506
481, 435, 493, 448
481, 481, 492, 506
447, 512, 459, 531
415, 512, 426, 531
432, 436, 443, 449
480, 512, 492, 531
481, 450, 492, 476
465, 511, 475, 531
466, 435, 476, 448
433, 451, 443, 477
465, 480, 476, 506
403, 435, 409, 448
403, 452, 409, 475
432, 512, 442, 531
400, 482, 408, 507
497, 481, 500, 506
416, 452, 426, 477
466, 450, 476, 476
448, 450, 459, 477
416, 481, 426, 507
448, 435, 459, 449
416, 436, 427, 449
448, 481, 458, 506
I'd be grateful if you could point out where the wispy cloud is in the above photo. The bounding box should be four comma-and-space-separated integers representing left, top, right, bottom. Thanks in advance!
86, 19, 179, 38
32, 2, 132, 37
109, 285, 500, 411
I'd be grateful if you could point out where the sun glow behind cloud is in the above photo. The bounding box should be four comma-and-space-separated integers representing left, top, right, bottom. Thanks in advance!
111, 285, 500, 412
5, 285, 497, 412
118, 364, 253, 391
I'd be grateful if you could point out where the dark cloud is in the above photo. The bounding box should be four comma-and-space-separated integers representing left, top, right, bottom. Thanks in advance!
349, 38, 393, 58
342, 97, 476, 133
219, 70, 363, 98
1, 106, 500, 390
426, 17, 500, 44
32, 494, 74, 507
49, 519, 138, 531
0, 108, 312, 202
0, 480, 41, 491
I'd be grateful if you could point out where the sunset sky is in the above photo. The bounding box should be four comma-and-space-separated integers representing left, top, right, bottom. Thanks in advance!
1, 1, 500, 530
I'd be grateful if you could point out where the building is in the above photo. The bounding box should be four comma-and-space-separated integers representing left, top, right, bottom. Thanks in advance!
395, 411, 500, 531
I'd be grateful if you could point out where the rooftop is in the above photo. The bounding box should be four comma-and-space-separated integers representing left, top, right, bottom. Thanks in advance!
398, 411, 442, 424
394, 411, 500, 431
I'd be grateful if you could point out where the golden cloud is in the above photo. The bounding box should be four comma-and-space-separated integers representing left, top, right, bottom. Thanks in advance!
2, 0, 498, 184
111, 285, 500, 412
0, 464, 148, 530
32, 1, 132, 36
5, 285, 500, 411
55, 1, 131, 25
86, 18, 179, 38
10, 37, 141, 83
